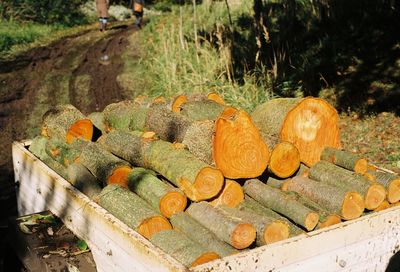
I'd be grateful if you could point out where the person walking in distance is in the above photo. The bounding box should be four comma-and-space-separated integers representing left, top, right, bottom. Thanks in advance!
96, 0, 109, 31
133, 0, 144, 28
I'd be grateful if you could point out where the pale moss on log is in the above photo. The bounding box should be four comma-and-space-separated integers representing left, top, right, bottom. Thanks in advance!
102, 100, 148, 131
237, 196, 305, 236
179, 100, 226, 121
186, 202, 256, 249
170, 212, 238, 257
79, 142, 131, 186
243, 179, 319, 231
150, 230, 220, 268
321, 147, 368, 174
127, 168, 187, 218
284, 176, 365, 220
97, 184, 172, 239
310, 161, 386, 210
45, 137, 88, 166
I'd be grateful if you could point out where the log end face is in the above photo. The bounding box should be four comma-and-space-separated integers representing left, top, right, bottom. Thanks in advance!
207, 92, 225, 105
209, 180, 244, 208
342, 192, 365, 220
305, 212, 320, 231
318, 215, 342, 229
231, 223, 256, 249
354, 158, 368, 174
160, 191, 188, 218
191, 252, 220, 267
67, 119, 94, 144
137, 216, 172, 239
107, 166, 132, 188
172, 95, 187, 112
264, 221, 290, 244
387, 179, 400, 204
193, 167, 225, 201
365, 183, 386, 210
269, 142, 300, 178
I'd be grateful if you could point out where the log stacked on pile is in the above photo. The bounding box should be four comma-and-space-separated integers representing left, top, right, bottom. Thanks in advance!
27, 94, 399, 268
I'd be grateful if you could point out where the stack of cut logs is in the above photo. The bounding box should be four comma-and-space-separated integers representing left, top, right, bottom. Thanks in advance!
29, 93, 400, 268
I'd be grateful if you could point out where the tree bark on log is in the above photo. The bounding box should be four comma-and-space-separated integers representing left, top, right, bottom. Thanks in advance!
127, 168, 187, 218
79, 141, 132, 187
171, 92, 225, 113
150, 230, 220, 267
97, 184, 172, 239
170, 212, 238, 257
209, 179, 244, 208
321, 147, 368, 174
251, 97, 341, 166
266, 176, 290, 189
283, 176, 365, 220
178, 100, 226, 121
66, 162, 102, 199
41, 104, 94, 144
364, 170, 400, 203
214, 107, 270, 178
243, 179, 319, 231
310, 161, 386, 210
237, 196, 305, 236
45, 137, 88, 166
98, 130, 224, 201
217, 205, 290, 246
186, 202, 256, 249
295, 163, 310, 177
284, 190, 342, 229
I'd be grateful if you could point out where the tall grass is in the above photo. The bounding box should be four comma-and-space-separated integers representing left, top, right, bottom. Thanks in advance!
138, 1, 276, 112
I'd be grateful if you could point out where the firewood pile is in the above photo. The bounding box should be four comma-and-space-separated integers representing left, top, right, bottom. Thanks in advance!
28, 93, 400, 268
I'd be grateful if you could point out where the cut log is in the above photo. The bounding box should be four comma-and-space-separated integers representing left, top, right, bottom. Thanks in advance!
41, 104, 93, 144
214, 107, 270, 179
170, 212, 238, 257
87, 111, 106, 134
171, 92, 225, 113
45, 137, 88, 166
149, 230, 220, 267
282, 176, 365, 220
178, 100, 226, 121
127, 168, 187, 218
266, 176, 290, 189
295, 163, 310, 177
310, 161, 386, 210
321, 147, 368, 174
209, 179, 244, 208
284, 191, 341, 229
98, 130, 224, 201
97, 184, 172, 239
268, 141, 300, 178
374, 200, 391, 212
237, 196, 305, 236
218, 205, 290, 246
243, 179, 319, 231
79, 141, 132, 187
251, 97, 341, 166
186, 202, 256, 249
102, 100, 148, 132
66, 163, 102, 199
364, 170, 400, 204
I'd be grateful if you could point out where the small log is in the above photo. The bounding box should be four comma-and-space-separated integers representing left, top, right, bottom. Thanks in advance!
237, 196, 305, 236
320, 147, 368, 174
209, 179, 244, 208
243, 179, 319, 231
45, 137, 88, 166
214, 107, 270, 179
178, 100, 226, 121
284, 191, 341, 229
295, 163, 310, 177
102, 100, 148, 132
79, 141, 132, 187
364, 170, 400, 203
98, 130, 224, 201
283, 176, 365, 220
41, 104, 93, 144
97, 185, 172, 239
266, 176, 290, 189
186, 202, 256, 249
310, 161, 386, 210
218, 205, 290, 246
149, 230, 220, 267
170, 212, 238, 257
171, 92, 225, 113
251, 97, 341, 166
127, 168, 187, 218
66, 163, 102, 199
268, 141, 300, 178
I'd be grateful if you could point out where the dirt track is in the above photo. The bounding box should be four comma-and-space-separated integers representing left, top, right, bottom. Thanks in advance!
0, 22, 140, 221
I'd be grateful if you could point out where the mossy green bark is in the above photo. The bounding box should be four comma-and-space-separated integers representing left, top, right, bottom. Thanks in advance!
179, 100, 226, 121
170, 212, 238, 257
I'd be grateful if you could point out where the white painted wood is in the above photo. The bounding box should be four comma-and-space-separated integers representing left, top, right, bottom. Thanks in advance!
13, 140, 400, 272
